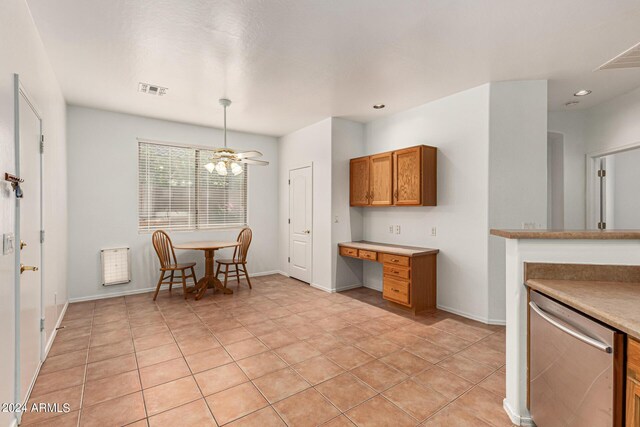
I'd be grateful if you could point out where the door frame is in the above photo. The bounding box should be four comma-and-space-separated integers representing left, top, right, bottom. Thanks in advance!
586, 140, 640, 229
13, 74, 45, 416
288, 162, 313, 281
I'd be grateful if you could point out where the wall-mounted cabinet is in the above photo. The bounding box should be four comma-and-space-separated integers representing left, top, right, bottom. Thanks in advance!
349, 144, 437, 207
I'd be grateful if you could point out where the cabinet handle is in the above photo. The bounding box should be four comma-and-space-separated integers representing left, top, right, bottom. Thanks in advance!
392, 288, 400, 293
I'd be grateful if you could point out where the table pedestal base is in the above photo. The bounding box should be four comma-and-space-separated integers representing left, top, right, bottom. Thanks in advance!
194, 276, 233, 300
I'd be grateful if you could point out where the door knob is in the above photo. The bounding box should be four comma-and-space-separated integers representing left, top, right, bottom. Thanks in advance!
20, 264, 39, 274
20, 240, 27, 250
304, 230, 311, 234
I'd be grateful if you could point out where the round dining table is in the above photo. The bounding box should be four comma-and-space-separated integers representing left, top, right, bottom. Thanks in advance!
172, 241, 240, 300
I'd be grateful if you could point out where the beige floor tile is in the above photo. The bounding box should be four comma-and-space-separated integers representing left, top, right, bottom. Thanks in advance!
458, 341, 506, 369
140, 357, 191, 388
23, 410, 80, 427
321, 415, 356, 427
404, 340, 452, 364
418, 327, 474, 352
274, 341, 321, 364
83, 370, 141, 407
225, 337, 269, 360
143, 376, 203, 416
422, 404, 492, 426
130, 322, 169, 339
39, 349, 87, 375
226, 407, 285, 427
133, 330, 174, 352
136, 342, 182, 368
215, 326, 254, 345
87, 339, 134, 363
479, 370, 505, 397
326, 345, 373, 370
383, 379, 448, 421
304, 333, 345, 354
148, 398, 217, 427
48, 336, 90, 357
21, 386, 82, 425
185, 347, 234, 373
437, 354, 495, 383
380, 350, 433, 376
354, 336, 401, 358
194, 363, 249, 396
252, 367, 310, 404
274, 388, 340, 427
292, 355, 344, 385
258, 330, 300, 349
177, 335, 222, 356
236, 351, 288, 380
85, 353, 137, 382
450, 387, 513, 426
315, 373, 376, 412
413, 366, 474, 399
206, 382, 268, 425
30, 366, 85, 398
90, 329, 132, 347
346, 395, 417, 427
351, 360, 408, 392
79, 391, 146, 427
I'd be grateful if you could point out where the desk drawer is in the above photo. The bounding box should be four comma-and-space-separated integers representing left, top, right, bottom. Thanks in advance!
359, 250, 377, 261
383, 277, 410, 306
630, 338, 640, 378
381, 253, 410, 267
383, 265, 410, 279
339, 246, 358, 258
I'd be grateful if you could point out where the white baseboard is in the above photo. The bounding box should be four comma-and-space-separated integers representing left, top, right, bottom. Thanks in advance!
310, 283, 332, 293
335, 283, 363, 292
68, 271, 290, 303
44, 301, 68, 357
436, 304, 506, 326
503, 399, 535, 426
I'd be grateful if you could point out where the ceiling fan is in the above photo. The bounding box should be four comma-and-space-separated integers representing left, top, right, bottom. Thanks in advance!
204, 98, 269, 176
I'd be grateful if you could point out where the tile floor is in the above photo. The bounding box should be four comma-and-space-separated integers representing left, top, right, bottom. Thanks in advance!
21, 274, 513, 427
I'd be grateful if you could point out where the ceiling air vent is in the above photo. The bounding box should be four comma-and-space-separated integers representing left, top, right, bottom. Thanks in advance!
138, 82, 168, 96
597, 41, 640, 70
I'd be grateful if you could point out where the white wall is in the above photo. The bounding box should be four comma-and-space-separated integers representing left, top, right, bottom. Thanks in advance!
278, 118, 333, 290
0, 0, 68, 424
547, 132, 565, 229
66, 106, 279, 301
363, 85, 492, 321
331, 118, 365, 291
487, 80, 548, 322
547, 110, 588, 228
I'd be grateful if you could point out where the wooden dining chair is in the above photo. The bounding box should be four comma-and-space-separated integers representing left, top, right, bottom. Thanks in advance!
215, 227, 253, 289
151, 230, 198, 300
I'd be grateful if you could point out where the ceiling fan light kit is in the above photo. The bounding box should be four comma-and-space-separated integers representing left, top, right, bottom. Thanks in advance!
205, 98, 269, 176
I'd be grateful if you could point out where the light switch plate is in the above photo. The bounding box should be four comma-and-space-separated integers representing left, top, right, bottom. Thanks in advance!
3, 233, 15, 255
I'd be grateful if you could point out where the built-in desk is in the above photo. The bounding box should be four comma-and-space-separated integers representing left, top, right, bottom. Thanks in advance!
338, 241, 439, 314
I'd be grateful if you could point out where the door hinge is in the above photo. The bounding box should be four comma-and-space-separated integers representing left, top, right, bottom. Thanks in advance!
40, 230, 45, 243
40, 318, 45, 332
598, 222, 606, 230
40, 135, 44, 153
597, 169, 606, 178
288, 179, 290, 185
288, 218, 290, 224
288, 257, 290, 263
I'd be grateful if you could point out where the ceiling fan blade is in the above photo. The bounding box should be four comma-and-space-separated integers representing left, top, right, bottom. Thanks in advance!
236, 150, 263, 159
238, 158, 269, 165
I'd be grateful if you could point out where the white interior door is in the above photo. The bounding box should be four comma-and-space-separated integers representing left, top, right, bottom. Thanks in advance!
18, 89, 43, 405
289, 166, 312, 283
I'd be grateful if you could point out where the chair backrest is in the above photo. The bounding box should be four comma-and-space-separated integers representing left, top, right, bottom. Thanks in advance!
234, 227, 252, 262
152, 230, 177, 268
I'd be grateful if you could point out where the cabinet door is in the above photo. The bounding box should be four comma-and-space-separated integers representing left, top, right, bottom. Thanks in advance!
393, 147, 422, 205
627, 378, 640, 427
370, 153, 393, 205
350, 157, 370, 206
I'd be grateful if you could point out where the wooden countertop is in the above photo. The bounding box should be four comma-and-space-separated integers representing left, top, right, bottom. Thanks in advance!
526, 278, 640, 340
491, 229, 640, 240
339, 241, 439, 257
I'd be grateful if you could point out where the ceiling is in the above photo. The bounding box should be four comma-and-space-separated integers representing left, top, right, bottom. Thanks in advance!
26, 0, 640, 136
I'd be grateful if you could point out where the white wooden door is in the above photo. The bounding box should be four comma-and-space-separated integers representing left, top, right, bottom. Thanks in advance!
18, 90, 43, 405
289, 166, 312, 283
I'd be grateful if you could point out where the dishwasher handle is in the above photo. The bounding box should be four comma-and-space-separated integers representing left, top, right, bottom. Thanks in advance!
529, 301, 612, 354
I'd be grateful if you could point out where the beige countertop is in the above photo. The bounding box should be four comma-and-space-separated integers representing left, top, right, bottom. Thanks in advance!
339, 241, 439, 257
526, 278, 640, 340
490, 229, 640, 239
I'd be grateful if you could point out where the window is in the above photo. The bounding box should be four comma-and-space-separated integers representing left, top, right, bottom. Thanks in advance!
138, 141, 247, 232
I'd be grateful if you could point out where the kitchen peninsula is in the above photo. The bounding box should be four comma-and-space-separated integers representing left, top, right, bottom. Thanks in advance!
491, 229, 640, 426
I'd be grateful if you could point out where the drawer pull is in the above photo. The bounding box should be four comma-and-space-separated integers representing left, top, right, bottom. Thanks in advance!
392, 288, 399, 293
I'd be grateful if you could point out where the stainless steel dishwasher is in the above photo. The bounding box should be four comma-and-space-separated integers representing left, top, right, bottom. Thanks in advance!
529, 291, 624, 427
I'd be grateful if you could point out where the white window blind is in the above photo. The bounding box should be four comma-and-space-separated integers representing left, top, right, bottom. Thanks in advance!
138, 141, 247, 232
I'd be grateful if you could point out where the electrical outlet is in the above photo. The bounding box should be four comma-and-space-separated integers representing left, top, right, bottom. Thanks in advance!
431, 227, 437, 236
388, 225, 394, 234
395, 225, 401, 234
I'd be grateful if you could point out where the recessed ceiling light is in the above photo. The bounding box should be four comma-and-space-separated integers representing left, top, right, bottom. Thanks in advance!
574, 89, 592, 97
564, 101, 580, 107
373, 104, 385, 109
